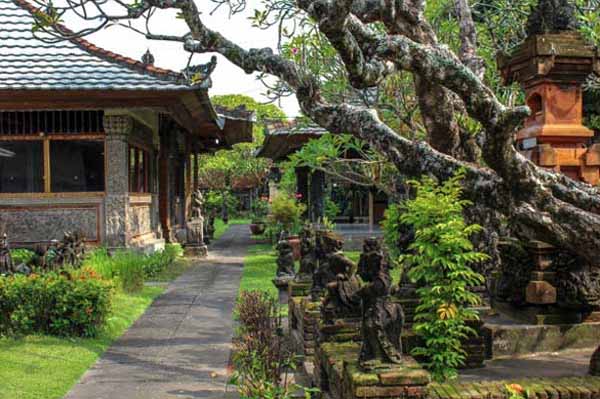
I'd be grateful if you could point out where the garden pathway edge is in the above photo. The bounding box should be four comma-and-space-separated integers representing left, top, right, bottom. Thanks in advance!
64, 224, 251, 399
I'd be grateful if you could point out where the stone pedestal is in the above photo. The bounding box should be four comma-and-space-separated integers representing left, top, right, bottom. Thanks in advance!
525, 241, 557, 305
184, 218, 207, 257
272, 276, 293, 305
315, 342, 430, 399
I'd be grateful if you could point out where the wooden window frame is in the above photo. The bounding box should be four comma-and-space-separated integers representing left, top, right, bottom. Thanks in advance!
128, 144, 151, 194
0, 133, 105, 197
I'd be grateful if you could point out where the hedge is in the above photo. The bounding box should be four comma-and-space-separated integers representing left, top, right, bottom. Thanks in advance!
0, 268, 113, 337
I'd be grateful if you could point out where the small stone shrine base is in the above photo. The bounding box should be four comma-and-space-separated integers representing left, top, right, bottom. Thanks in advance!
315, 342, 431, 399
428, 376, 600, 399
183, 244, 208, 257
289, 295, 321, 363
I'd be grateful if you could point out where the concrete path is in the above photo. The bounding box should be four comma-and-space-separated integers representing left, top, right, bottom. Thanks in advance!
65, 224, 252, 399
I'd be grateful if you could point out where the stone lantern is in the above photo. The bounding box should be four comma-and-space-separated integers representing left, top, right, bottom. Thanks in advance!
498, 0, 600, 185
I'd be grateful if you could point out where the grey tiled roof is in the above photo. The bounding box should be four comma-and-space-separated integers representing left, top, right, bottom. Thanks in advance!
0, 0, 203, 91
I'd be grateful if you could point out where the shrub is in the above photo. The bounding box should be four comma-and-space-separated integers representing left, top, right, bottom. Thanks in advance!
324, 197, 340, 221
399, 170, 487, 382
85, 249, 144, 292
230, 291, 313, 398
267, 193, 306, 239
86, 245, 182, 289
142, 244, 182, 279
10, 248, 36, 265
0, 268, 113, 337
382, 203, 403, 259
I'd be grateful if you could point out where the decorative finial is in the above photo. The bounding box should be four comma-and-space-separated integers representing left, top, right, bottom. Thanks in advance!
182, 55, 218, 85
142, 49, 155, 65
526, 0, 579, 35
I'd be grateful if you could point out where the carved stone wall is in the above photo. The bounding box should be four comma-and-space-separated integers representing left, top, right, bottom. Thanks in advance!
0, 204, 100, 244
128, 198, 153, 239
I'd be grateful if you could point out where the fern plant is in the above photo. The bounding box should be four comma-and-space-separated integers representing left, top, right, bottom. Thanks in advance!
399, 170, 487, 382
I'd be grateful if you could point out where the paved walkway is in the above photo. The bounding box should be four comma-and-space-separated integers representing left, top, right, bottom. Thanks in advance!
65, 224, 252, 399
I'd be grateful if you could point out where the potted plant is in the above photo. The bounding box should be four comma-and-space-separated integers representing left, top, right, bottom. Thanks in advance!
249, 196, 269, 235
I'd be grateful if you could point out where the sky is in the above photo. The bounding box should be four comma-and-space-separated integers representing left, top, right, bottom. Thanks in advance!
75, 1, 302, 117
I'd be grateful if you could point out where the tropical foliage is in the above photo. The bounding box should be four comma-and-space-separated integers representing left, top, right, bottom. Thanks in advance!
400, 171, 487, 382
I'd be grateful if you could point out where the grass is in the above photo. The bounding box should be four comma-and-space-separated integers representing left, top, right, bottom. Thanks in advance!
0, 286, 163, 399
239, 243, 278, 298
213, 217, 251, 240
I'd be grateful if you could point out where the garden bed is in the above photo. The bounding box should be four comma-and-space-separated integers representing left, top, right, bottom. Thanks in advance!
0, 286, 163, 399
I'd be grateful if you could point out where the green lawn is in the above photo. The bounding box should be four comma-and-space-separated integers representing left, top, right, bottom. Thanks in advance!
239, 243, 278, 298
213, 217, 251, 240
0, 286, 163, 399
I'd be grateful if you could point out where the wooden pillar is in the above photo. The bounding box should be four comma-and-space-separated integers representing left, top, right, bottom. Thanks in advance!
158, 130, 171, 242
193, 151, 199, 191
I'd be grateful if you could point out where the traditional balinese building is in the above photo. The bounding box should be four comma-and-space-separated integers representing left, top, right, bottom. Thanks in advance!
256, 121, 388, 230
0, 0, 254, 250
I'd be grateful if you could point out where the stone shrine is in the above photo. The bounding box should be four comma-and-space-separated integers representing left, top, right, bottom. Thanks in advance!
498, 0, 600, 185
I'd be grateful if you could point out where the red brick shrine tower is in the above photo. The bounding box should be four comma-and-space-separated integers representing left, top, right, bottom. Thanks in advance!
498, 0, 600, 185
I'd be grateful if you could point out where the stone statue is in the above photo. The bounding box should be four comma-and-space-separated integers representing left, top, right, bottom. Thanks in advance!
321, 246, 361, 323
0, 234, 14, 275
276, 235, 296, 279
354, 238, 404, 370
190, 189, 204, 220
185, 189, 207, 256
526, 0, 579, 35
358, 238, 390, 278
296, 224, 317, 282
311, 231, 348, 301
42, 231, 85, 269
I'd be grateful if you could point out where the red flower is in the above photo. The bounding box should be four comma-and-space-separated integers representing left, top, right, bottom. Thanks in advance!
508, 384, 524, 394
295, 193, 303, 199
291, 47, 299, 55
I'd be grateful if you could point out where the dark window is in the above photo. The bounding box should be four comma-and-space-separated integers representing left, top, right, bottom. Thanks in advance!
50, 141, 105, 192
0, 141, 44, 193
129, 145, 150, 193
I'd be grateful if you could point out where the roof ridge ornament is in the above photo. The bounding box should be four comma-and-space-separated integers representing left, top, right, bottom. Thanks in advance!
182, 55, 218, 86
142, 48, 155, 65
526, 0, 580, 35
